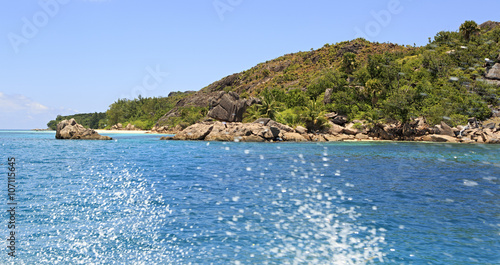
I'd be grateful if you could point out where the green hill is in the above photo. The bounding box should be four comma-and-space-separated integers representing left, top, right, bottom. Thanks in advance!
49, 20, 500, 131
155, 20, 500, 130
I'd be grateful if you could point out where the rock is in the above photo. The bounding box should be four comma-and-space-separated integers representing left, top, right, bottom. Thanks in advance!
486, 63, 500, 80
310, 134, 327, 142
253, 118, 271, 125
152, 124, 184, 134
439, 121, 455, 137
428, 135, 458, 143
327, 122, 344, 135
199, 122, 280, 142
56, 119, 112, 140
368, 124, 393, 140
355, 133, 369, 140
111, 123, 123, 130
421, 135, 433, 142
301, 134, 311, 141
173, 122, 214, 140
266, 120, 295, 133
125, 123, 136, 130
324, 135, 342, 141
295, 126, 307, 134
254, 119, 295, 133
343, 123, 360, 135
241, 135, 266, 142
485, 79, 500, 86
492, 107, 500, 118
203, 122, 234, 141
207, 91, 260, 122
282, 132, 307, 142
487, 137, 500, 144
483, 123, 496, 130
468, 117, 480, 128
323, 88, 333, 104
160, 136, 174, 140
412, 117, 429, 132
336, 134, 352, 141
458, 137, 475, 144
330, 114, 348, 126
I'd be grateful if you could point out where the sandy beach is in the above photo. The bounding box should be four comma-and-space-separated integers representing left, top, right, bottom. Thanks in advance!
95, 130, 151, 134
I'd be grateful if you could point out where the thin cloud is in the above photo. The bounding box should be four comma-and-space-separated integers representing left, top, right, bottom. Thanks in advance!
0, 92, 48, 114
0, 92, 76, 129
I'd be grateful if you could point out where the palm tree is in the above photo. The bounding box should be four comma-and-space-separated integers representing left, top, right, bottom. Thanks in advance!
259, 89, 284, 120
301, 99, 328, 132
459, 20, 479, 42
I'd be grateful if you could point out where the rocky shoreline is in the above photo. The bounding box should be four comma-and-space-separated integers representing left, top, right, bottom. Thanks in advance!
161, 116, 500, 144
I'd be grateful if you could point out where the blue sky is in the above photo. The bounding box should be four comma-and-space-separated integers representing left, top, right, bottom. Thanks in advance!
0, 0, 498, 129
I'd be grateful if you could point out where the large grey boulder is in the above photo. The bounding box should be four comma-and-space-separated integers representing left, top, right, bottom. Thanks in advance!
323, 88, 333, 104
439, 121, 455, 137
282, 132, 307, 142
486, 63, 500, 80
173, 122, 214, 140
125, 123, 136, 130
325, 112, 348, 126
253, 118, 295, 133
168, 120, 293, 142
208, 91, 261, 122
56, 119, 112, 140
422, 135, 458, 143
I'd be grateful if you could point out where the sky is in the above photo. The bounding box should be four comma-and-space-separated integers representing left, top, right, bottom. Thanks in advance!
0, 0, 499, 129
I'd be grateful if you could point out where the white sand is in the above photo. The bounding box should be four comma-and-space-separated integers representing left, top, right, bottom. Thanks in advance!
95, 130, 150, 134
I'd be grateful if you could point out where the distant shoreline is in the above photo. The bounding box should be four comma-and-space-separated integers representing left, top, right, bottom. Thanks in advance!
26, 129, 170, 135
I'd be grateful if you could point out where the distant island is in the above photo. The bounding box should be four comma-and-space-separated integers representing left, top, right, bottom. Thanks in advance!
47, 20, 500, 143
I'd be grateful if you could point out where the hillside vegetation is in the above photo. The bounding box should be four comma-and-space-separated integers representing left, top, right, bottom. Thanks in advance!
48, 92, 195, 130
49, 20, 500, 131
47, 112, 107, 130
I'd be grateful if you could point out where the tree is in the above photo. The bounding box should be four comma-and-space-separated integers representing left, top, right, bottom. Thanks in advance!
364, 79, 385, 107
301, 99, 328, 132
342, 52, 357, 74
459, 20, 479, 42
249, 88, 284, 121
284, 89, 307, 108
306, 70, 346, 100
89, 112, 100, 129
382, 85, 417, 124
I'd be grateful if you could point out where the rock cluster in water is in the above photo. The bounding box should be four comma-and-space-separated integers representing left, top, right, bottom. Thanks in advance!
56, 119, 112, 140
162, 115, 500, 144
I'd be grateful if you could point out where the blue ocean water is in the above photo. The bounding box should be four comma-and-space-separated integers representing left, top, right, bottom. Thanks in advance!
0, 130, 499, 264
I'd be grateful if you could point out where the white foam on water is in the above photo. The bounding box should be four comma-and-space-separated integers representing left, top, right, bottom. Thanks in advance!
463, 179, 479, 187
224, 152, 387, 265
22, 164, 174, 264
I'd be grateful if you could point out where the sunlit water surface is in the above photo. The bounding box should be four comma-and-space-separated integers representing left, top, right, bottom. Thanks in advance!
1, 131, 499, 264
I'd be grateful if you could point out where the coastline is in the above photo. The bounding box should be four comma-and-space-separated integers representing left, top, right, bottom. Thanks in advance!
95, 129, 151, 134
161, 119, 500, 144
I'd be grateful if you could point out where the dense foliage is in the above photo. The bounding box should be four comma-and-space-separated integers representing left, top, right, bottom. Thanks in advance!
242, 20, 500, 131
48, 93, 193, 130
47, 112, 107, 130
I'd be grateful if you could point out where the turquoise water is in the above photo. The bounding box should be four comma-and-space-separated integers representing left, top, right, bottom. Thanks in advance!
1, 131, 499, 264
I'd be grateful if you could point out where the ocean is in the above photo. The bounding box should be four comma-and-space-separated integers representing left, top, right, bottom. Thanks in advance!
0, 130, 499, 264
